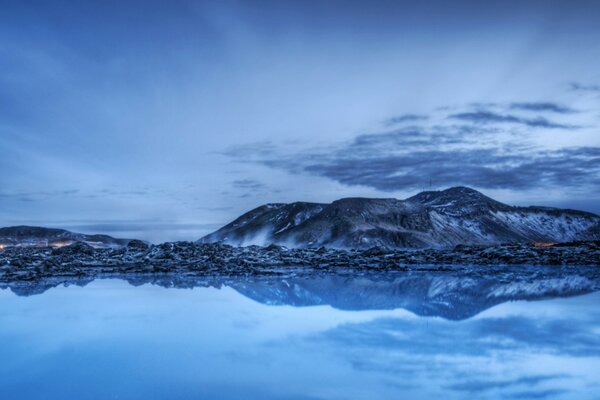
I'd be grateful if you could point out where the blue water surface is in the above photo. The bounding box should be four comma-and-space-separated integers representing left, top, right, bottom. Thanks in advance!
0, 276, 599, 400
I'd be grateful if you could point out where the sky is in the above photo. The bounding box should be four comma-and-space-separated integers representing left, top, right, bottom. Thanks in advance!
1, 0, 599, 242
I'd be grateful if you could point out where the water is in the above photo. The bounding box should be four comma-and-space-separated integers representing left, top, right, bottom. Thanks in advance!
1, 274, 599, 399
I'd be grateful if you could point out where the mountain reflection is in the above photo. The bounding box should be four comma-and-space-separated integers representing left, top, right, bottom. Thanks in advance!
3, 266, 599, 320
1, 274, 599, 399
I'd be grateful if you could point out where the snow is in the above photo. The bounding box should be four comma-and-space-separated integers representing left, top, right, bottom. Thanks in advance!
487, 276, 595, 298
492, 211, 598, 241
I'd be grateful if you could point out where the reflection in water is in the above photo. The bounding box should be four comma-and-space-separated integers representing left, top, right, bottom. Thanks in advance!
0, 272, 599, 399
3, 266, 599, 319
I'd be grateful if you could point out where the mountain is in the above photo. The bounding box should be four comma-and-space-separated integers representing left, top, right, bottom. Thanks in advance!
199, 187, 600, 249
0, 226, 138, 249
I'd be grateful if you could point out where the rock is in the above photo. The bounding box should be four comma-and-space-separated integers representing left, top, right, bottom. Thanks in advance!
52, 241, 94, 256
127, 239, 150, 250
0, 241, 597, 286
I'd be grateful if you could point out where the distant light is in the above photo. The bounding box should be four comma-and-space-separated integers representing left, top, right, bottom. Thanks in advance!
531, 242, 557, 247
50, 241, 74, 248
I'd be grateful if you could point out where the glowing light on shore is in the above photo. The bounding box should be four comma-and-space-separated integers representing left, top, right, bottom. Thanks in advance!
50, 241, 75, 248
531, 242, 557, 247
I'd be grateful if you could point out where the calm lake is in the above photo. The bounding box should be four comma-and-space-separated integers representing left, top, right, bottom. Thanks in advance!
1, 272, 599, 400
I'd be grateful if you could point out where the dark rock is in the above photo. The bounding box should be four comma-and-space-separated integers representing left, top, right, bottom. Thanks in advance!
127, 239, 150, 250
52, 241, 94, 256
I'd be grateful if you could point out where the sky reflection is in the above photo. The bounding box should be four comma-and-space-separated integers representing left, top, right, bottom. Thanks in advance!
0, 279, 599, 399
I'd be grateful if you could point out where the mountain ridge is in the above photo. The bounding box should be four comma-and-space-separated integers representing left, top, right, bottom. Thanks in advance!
0, 226, 139, 249
199, 186, 600, 249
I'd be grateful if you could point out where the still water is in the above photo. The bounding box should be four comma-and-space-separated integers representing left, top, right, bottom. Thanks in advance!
1, 274, 599, 400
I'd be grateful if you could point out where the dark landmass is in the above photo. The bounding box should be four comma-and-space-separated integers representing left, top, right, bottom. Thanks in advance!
3, 189, 598, 254
0, 226, 138, 249
0, 240, 598, 283
1, 255, 599, 320
200, 187, 600, 248
1, 240, 598, 320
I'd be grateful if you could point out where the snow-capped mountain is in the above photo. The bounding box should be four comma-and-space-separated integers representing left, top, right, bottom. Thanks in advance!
0, 226, 136, 249
199, 187, 600, 248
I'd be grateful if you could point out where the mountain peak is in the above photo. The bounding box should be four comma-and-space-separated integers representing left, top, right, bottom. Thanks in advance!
411, 186, 486, 199
443, 186, 483, 195
407, 186, 504, 210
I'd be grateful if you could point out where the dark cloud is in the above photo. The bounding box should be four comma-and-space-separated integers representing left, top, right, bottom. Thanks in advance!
195, 206, 233, 211
99, 188, 151, 197
298, 147, 599, 191
0, 189, 80, 201
384, 114, 428, 126
509, 102, 576, 114
350, 125, 494, 149
224, 97, 597, 194
231, 179, 268, 198
227, 127, 600, 192
510, 389, 569, 399
569, 82, 600, 93
0, 188, 171, 206
220, 141, 279, 161
449, 111, 577, 129
231, 179, 267, 190
447, 375, 567, 393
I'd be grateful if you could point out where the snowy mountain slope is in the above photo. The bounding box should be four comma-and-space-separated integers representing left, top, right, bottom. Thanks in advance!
200, 202, 327, 246
0, 226, 137, 249
199, 187, 600, 249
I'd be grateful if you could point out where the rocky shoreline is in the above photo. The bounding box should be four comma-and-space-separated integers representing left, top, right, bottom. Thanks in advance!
0, 240, 598, 284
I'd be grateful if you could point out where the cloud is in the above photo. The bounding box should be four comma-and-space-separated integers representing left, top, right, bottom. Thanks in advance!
304, 309, 600, 399
384, 114, 428, 126
446, 375, 567, 393
220, 141, 279, 161
448, 111, 578, 129
301, 147, 599, 191
230, 179, 268, 198
509, 102, 576, 114
0, 189, 80, 202
225, 126, 600, 192
195, 206, 233, 211
569, 82, 600, 93
231, 179, 267, 190
510, 389, 569, 399
223, 96, 598, 195
350, 125, 494, 149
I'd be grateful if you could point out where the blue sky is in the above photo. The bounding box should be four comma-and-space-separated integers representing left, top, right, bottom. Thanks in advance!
1, 0, 599, 242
